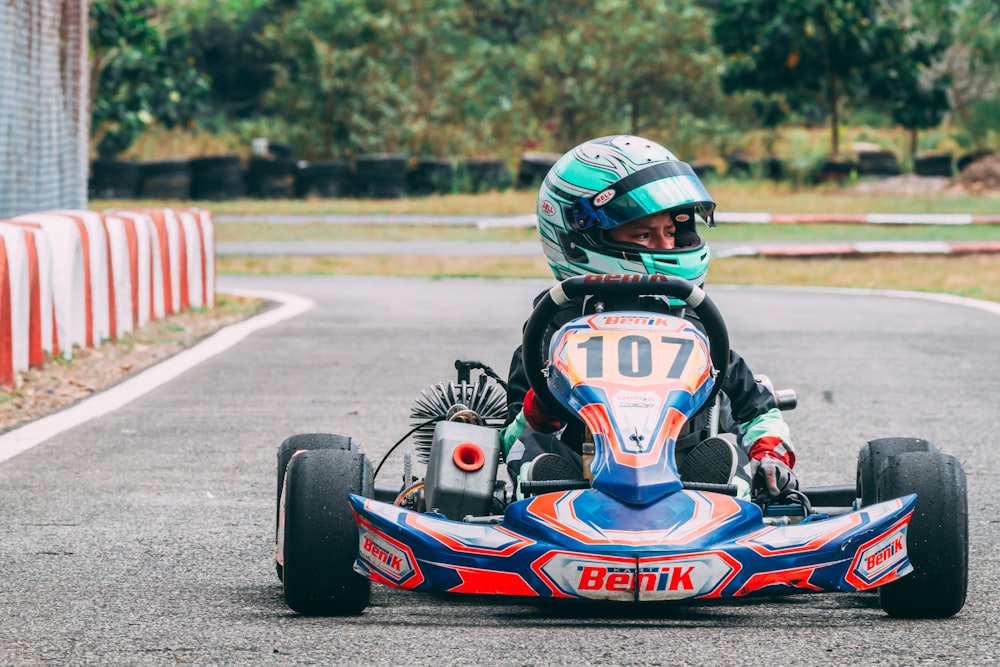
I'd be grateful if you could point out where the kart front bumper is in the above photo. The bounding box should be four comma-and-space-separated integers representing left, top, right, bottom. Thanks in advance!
347, 489, 915, 602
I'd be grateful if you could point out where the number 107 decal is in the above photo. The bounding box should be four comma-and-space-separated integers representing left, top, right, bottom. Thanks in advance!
571, 333, 701, 382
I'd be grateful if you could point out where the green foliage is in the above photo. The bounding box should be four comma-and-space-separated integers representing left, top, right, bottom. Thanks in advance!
157, 0, 274, 25
941, 0, 1000, 149
90, 0, 210, 157
521, 0, 727, 155
713, 0, 949, 156
176, 1, 297, 119
260, 0, 461, 159
90, 0, 996, 163
954, 97, 1000, 150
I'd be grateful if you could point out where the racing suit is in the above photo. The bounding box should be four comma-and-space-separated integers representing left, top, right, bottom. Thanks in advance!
499, 291, 793, 490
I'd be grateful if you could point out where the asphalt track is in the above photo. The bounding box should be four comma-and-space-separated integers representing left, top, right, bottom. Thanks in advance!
1, 276, 998, 665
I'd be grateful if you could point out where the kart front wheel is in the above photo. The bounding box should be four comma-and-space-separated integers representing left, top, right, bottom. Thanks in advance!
876, 450, 968, 618
275, 433, 356, 581
856, 437, 937, 508
282, 448, 373, 616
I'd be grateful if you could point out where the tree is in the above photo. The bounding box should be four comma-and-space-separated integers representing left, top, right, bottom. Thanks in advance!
509, 0, 727, 156
163, 0, 297, 119
869, 1, 951, 157
713, 0, 944, 156
90, 1, 210, 158
262, 0, 470, 158
933, 0, 1000, 149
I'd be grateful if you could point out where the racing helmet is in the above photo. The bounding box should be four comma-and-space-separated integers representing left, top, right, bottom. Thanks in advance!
536, 135, 716, 286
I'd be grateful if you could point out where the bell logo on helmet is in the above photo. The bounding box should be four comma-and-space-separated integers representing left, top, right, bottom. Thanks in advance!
541, 200, 556, 217
674, 213, 690, 222
593, 189, 615, 207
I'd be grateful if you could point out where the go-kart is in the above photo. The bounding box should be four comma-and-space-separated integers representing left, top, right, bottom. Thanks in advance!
274, 274, 968, 618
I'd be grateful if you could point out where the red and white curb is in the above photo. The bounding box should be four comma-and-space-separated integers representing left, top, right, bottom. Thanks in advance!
1, 208, 216, 388
715, 241, 1000, 258
713, 212, 1000, 225
477, 213, 1000, 228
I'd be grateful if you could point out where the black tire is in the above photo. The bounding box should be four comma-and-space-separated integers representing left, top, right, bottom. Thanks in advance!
275, 433, 355, 581
409, 157, 456, 195
811, 156, 858, 184
245, 157, 297, 199
692, 162, 719, 180
516, 152, 560, 190
295, 160, 351, 198
267, 141, 295, 160
857, 151, 901, 176
913, 152, 954, 177
876, 451, 968, 618
459, 158, 512, 193
89, 159, 140, 199
189, 154, 246, 201
724, 152, 753, 178
282, 448, 373, 615
353, 153, 409, 198
856, 437, 937, 507
138, 159, 191, 199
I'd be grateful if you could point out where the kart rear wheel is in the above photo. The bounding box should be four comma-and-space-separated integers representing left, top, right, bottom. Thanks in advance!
275, 433, 355, 581
876, 451, 968, 618
282, 448, 373, 616
856, 437, 937, 507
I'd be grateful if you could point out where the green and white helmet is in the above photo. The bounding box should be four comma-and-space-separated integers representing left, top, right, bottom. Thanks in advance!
536, 135, 716, 286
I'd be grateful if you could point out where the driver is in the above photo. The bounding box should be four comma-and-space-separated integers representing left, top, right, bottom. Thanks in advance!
500, 135, 797, 501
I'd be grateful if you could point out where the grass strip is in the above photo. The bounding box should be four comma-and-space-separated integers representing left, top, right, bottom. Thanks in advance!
217, 253, 1000, 303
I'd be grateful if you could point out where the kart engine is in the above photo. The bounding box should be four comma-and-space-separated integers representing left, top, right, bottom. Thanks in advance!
409, 360, 508, 465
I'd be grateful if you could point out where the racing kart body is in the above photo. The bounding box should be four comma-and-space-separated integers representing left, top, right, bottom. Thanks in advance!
274, 275, 967, 618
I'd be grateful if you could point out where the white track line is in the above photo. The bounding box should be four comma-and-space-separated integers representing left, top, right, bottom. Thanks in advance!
0, 289, 314, 465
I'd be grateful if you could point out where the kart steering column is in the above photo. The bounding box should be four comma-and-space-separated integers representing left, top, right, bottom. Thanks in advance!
522, 274, 731, 423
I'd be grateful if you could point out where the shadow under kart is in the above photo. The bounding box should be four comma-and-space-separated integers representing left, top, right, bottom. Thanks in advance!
273, 275, 967, 619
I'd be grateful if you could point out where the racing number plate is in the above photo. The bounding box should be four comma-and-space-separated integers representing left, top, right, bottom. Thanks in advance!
560, 328, 709, 391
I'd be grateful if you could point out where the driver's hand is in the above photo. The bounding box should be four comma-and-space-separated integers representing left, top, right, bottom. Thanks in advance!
753, 456, 798, 499
749, 436, 798, 500
522, 388, 564, 433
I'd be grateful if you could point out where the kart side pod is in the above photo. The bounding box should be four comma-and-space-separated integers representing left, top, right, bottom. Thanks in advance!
423, 421, 501, 519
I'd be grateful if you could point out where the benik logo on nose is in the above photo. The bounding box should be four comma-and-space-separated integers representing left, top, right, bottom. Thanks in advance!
577, 564, 695, 592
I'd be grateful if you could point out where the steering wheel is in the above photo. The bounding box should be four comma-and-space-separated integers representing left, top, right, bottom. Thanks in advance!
521, 275, 731, 420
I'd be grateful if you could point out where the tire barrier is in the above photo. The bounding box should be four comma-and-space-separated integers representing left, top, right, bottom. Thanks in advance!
190, 155, 245, 201
516, 153, 560, 190
724, 153, 754, 178
0, 208, 215, 389
460, 158, 513, 193
89, 154, 535, 201
138, 159, 192, 200
857, 151, 901, 177
914, 152, 954, 178
89, 159, 140, 199
353, 154, 409, 198
692, 162, 719, 179
295, 160, 352, 199
813, 157, 859, 184
409, 158, 457, 196
246, 157, 298, 199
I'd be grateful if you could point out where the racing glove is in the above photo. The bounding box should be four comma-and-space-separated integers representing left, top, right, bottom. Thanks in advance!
749, 436, 798, 499
522, 388, 564, 433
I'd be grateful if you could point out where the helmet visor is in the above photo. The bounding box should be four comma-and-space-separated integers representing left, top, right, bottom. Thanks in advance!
602, 173, 715, 226
571, 161, 716, 231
